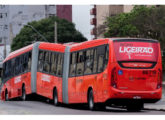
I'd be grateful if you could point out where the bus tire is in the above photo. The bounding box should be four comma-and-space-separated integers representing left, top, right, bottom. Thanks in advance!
21, 85, 26, 101
53, 88, 59, 106
5, 89, 9, 101
88, 89, 95, 110
126, 102, 144, 112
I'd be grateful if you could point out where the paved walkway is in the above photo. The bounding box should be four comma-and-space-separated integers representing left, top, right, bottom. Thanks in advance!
144, 82, 165, 111
145, 96, 165, 111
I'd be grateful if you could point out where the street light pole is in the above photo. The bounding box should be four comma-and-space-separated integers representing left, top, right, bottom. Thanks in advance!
24, 24, 48, 42
54, 21, 57, 43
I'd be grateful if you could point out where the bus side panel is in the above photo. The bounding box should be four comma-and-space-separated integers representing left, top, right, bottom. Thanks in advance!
68, 77, 76, 103
36, 72, 44, 96
25, 72, 32, 94
40, 73, 53, 98
96, 73, 105, 102
75, 76, 84, 103
5, 80, 12, 99
81, 75, 96, 103
98, 69, 110, 103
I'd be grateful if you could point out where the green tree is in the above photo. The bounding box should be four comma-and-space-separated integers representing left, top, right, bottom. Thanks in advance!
104, 5, 165, 49
104, 5, 165, 70
11, 16, 87, 51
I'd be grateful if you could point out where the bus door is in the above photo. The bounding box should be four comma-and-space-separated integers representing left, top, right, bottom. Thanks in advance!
95, 45, 109, 102
83, 48, 97, 102
75, 51, 84, 102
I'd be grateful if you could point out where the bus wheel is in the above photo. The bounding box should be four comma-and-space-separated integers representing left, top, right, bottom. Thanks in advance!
5, 89, 9, 101
126, 102, 144, 112
53, 89, 58, 106
88, 90, 95, 110
21, 85, 26, 101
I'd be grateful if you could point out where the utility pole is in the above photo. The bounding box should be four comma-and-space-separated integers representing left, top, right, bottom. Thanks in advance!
54, 21, 57, 43
3, 37, 6, 59
10, 23, 14, 46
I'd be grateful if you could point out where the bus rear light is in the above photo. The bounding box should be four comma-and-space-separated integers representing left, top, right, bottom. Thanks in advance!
111, 67, 117, 88
157, 69, 162, 89
122, 62, 153, 68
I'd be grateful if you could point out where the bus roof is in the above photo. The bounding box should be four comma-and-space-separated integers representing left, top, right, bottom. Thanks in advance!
110, 38, 158, 43
39, 42, 66, 52
70, 38, 110, 52
3, 44, 34, 63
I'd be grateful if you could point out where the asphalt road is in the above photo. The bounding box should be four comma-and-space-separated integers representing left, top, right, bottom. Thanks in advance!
0, 97, 165, 115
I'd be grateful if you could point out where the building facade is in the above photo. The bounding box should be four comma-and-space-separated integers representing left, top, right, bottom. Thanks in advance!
90, 5, 134, 39
0, 5, 72, 69
0, 5, 10, 67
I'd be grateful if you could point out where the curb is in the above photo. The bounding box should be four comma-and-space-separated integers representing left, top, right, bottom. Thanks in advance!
144, 108, 165, 112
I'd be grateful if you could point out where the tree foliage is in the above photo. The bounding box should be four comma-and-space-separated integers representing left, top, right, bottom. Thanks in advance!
11, 16, 87, 51
104, 5, 165, 49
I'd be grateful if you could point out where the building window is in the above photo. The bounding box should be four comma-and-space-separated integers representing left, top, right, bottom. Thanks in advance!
0, 5, 5, 9
4, 25, 8, 29
18, 11, 23, 14
48, 14, 56, 17
0, 37, 2, 43
0, 13, 7, 18
0, 13, 2, 18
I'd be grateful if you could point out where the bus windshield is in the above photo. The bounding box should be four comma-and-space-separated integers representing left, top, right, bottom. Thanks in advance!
113, 40, 159, 62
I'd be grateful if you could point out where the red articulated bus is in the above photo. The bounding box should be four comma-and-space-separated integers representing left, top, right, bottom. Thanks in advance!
0, 38, 162, 111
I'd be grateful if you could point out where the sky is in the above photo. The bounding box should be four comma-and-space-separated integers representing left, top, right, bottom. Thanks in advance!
72, 5, 92, 40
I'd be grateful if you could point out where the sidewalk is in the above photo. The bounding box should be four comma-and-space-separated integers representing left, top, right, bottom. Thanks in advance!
144, 96, 165, 111
144, 82, 165, 111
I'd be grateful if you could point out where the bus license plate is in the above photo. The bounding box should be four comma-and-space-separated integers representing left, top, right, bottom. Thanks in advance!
133, 96, 141, 99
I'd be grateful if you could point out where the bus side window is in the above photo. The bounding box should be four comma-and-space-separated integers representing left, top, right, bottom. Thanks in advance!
38, 50, 44, 72
97, 46, 105, 73
19, 55, 23, 73
28, 52, 32, 71
69, 52, 77, 77
93, 48, 97, 74
5, 61, 9, 79
61, 54, 64, 75
57, 53, 63, 76
8, 60, 11, 78
50, 52, 57, 75
43, 51, 50, 73
104, 45, 109, 69
76, 51, 84, 76
11, 58, 15, 77
24, 53, 29, 72
15, 57, 20, 76
2, 63, 6, 82
84, 49, 94, 75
